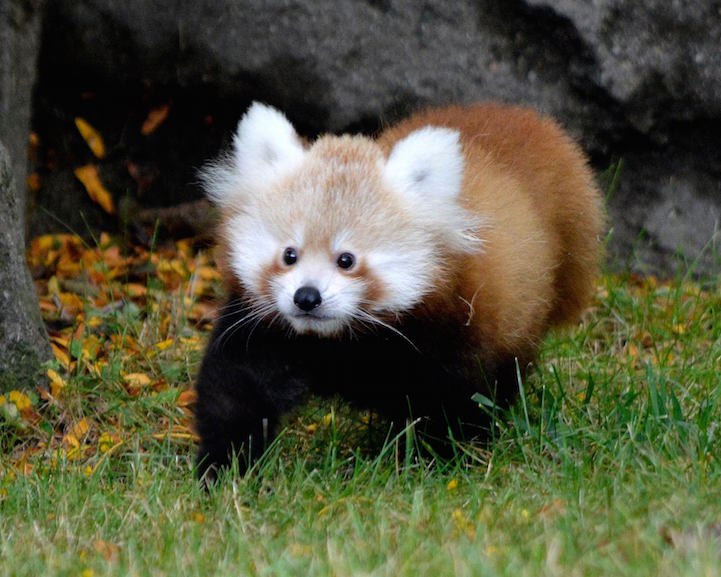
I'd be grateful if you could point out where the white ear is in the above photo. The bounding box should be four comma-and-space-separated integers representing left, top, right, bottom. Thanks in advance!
383, 127, 465, 208
202, 102, 305, 206
384, 126, 483, 253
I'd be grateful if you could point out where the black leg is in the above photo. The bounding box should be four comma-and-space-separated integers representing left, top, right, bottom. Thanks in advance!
194, 345, 307, 482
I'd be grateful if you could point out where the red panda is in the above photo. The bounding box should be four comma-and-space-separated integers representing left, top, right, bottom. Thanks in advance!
194, 102, 604, 479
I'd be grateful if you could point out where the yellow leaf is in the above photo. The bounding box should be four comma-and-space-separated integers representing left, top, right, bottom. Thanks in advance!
56, 292, 84, 316
124, 283, 147, 298
123, 373, 152, 387
74, 164, 115, 214
50, 336, 70, 350
51, 343, 70, 368
47, 369, 67, 397
98, 432, 121, 453
447, 478, 458, 491
141, 103, 170, 136
451, 508, 476, 540
195, 266, 221, 282
155, 338, 174, 351
62, 417, 90, 448
47, 276, 60, 296
74, 117, 106, 159
180, 335, 203, 351
30, 234, 56, 254
8, 390, 31, 411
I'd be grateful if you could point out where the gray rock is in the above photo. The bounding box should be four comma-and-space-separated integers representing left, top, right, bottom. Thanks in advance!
35, 0, 721, 275
0, 143, 52, 391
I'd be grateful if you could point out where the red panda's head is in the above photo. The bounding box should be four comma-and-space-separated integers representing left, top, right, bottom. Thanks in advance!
202, 103, 481, 337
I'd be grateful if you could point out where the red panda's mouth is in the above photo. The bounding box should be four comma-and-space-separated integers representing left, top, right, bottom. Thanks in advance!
287, 312, 345, 336
291, 312, 335, 322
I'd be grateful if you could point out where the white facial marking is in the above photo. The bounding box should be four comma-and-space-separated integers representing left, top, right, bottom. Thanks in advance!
366, 247, 434, 312
226, 213, 278, 293
270, 254, 366, 336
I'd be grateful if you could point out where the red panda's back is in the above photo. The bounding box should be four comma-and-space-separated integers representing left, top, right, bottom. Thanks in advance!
378, 104, 604, 362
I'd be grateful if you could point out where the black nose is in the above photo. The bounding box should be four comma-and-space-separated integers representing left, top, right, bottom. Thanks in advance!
293, 286, 322, 312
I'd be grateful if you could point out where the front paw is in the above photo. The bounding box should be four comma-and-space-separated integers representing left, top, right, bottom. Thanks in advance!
195, 415, 272, 482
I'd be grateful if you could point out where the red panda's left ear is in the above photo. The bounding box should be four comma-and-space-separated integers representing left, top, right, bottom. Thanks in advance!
202, 102, 306, 206
383, 127, 465, 208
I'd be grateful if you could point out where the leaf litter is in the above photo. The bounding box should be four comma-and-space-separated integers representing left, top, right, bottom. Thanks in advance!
1, 232, 223, 483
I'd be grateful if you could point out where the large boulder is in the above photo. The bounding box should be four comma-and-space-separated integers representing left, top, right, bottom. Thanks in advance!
33, 0, 721, 275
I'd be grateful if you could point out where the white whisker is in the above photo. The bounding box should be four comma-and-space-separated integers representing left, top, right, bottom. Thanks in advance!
354, 309, 419, 352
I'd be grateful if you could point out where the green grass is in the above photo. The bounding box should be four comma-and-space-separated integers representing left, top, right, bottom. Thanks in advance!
2, 270, 721, 576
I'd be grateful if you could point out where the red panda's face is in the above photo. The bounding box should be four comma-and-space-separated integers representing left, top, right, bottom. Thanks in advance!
203, 103, 482, 337
219, 143, 439, 336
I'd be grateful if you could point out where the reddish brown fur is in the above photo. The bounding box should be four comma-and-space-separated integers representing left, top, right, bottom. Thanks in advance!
195, 103, 605, 477
216, 103, 603, 366
377, 104, 604, 366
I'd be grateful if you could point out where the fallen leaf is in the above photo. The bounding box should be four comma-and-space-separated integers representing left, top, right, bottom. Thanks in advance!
62, 417, 90, 448
195, 266, 221, 282
7, 390, 32, 411
27, 173, 41, 192
93, 539, 120, 562
176, 389, 197, 408
98, 432, 122, 453
124, 283, 147, 298
47, 369, 67, 397
50, 343, 70, 368
28, 132, 40, 161
74, 164, 115, 214
155, 338, 174, 351
123, 373, 152, 391
141, 103, 170, 136
74, 117, 106, 159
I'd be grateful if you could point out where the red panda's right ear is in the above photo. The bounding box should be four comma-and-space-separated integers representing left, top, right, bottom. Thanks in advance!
201, 102, 306, 206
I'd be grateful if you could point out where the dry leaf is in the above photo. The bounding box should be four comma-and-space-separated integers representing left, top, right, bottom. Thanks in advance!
124, 283, 147, 298
62, 417, 90, 448
50, 343, 70, 368
155, 338, 174, 351
7, 390, 32, 411
93, 539, 120, 562
123, 373, 152, 390
74, 117, 106, 159
141, 103, 170, 136
177, 389, 197, 408
47, 369, 67, 397
27, 173, 41, 192
74, 164, 115, 214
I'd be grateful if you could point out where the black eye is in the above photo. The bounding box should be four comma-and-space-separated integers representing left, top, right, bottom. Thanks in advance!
337, 252, 355, 270
283, 247, 298, 265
